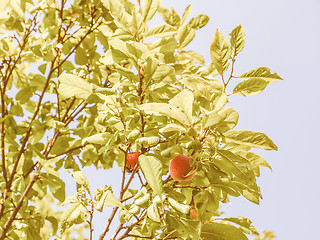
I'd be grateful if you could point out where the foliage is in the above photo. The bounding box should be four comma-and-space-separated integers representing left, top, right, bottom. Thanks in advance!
0, 0, 282, 239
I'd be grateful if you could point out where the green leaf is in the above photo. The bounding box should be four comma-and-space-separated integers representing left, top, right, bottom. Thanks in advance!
96, 189, 123, 211
244, 152, 272, 177
247, 152, 271, 170
141, 0, 159, 22
101, 0, 132, 33
177, 24, 195, 49
144, 24, 176, 38
12, 67, 28, 90
82, 132, 110, 145
181, 5, 192, 25
216, 107, 239, 133
42, 173, 66, 202
61, 202, 86, 229
147, 202, 160, 222
150, 37, 178, 54
223, 130, 278, 150
12, 176, 25, 192
160, 123, 186, 134
69, 171, 89, 186
29, 73, 46, 91
210, 29, 231, 75
201, 222, 248, 240
16, 86, 34, 104
138, 136, 159, 147
58, 73, 93, 100
158, 6, 180, 27
240, 67, 283, 83
139, 155, 163, 197
232, 78, 269, 96
144, 57, 173, 85
203, 107, 239, 132
169, 89, 194, 123
75, 47, 88, 65
217, 150, 256, 185
234, 181, 261, 204
135, 193, 150, 207
168, 197, 190, 214
210, 91, 228, 111
230, 25, 246, 56
203, 112, 222, 129
181, 50, 205, 65
189, 14, 209, 29
223, 216, 259, 235
140, 90, 194, 125
25, 223, 42, 240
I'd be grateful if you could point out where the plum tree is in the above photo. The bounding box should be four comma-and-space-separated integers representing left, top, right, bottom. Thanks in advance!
0, 0, 281, 239
169, 155, 196, 181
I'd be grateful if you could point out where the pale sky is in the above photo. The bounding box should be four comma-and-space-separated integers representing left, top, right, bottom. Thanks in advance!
63, 0, 320, 239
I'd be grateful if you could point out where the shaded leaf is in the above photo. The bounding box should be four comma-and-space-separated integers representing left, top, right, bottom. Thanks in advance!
42, 173, 65, 202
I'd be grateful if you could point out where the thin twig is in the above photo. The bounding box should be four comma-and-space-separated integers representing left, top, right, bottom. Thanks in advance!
99, 206, 119, 240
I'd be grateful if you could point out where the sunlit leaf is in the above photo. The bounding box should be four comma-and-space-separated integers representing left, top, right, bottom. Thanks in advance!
210, 29, 231, 75
141, 0, 159, 22
223, 130, 278, 150
139, 155, 163, 197
189, 14, 209, 29
58, 73, 93, 100
177, 24, 195, 49
201, 222, 248, 240
240, 67, 283, 83
230, 25, 246, 55
233, 78, 269, 96
144, 24, 176, 38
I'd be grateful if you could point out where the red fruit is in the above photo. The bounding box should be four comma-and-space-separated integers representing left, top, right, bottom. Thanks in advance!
190, 208, 197, 220
126, 152, 141, 172
169, 155, 195, 181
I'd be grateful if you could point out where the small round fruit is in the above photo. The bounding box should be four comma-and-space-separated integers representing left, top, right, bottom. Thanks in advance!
169, 155, 195, 181
126, 152, 141, 172
190, 208, 197, 220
